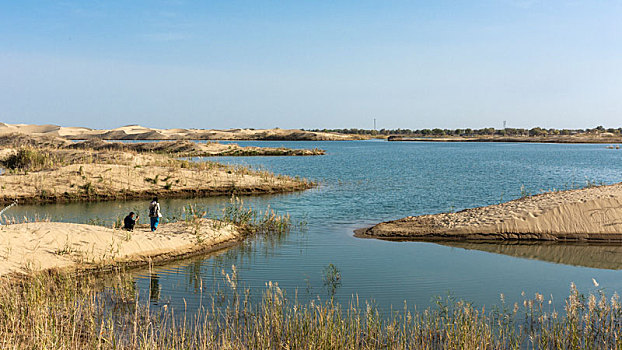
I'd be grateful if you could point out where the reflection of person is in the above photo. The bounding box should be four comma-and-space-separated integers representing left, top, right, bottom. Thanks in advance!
150, 273, 161, 302
148, 197, 162, 231
123, 212, 139, 231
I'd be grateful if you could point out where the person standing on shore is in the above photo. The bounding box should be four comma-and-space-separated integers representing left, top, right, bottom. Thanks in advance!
148, 197, 162, 231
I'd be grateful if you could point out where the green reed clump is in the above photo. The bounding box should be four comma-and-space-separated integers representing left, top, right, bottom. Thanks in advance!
219, 197, 292, 235
169, 197, 294, 237
1, 147, 52, 172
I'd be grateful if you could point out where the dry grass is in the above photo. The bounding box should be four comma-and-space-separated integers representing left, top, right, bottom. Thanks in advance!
0, 146, 314, 204
0, 269, 621, 349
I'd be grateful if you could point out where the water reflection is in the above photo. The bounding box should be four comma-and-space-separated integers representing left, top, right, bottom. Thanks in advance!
437, 241, 622, 270
149, 274, 161, 302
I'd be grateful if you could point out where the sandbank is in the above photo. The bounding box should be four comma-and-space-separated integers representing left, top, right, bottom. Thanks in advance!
0, 220, 240, 276
0, 143, 314, 204
357, 182, 622, 242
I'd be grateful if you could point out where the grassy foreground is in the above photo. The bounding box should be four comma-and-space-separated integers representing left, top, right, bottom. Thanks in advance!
0, 269, 620, 349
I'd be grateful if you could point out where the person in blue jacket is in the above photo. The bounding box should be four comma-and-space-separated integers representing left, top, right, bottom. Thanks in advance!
148, 197, 162, 231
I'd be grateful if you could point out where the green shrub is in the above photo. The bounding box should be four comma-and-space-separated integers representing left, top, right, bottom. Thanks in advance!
1, 147, 50, 171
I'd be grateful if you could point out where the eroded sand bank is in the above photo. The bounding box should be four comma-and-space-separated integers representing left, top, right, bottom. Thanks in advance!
0, 220, 240, 276
357, 183, 622, 242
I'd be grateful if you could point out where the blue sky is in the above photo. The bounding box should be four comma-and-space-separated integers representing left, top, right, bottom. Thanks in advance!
1, 1, 621, 129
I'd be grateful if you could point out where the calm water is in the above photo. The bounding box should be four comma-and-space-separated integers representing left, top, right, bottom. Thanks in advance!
7, 140, 622, 312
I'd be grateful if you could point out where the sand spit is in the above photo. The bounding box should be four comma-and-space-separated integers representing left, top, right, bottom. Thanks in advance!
0, 123, 363, 141
0, 220, 240, 276
388, 135, 622, 144
357, 183, 622, 242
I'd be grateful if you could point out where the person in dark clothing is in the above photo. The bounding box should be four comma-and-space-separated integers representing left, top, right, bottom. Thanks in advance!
123, 212, 139, 231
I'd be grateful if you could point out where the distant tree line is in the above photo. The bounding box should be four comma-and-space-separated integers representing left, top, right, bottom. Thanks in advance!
305, 126, 622, 137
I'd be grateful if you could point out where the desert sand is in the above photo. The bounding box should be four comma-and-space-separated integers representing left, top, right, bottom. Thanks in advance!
0, 220, 239, 276
357, 182, 622, 242
0, 123, 363, 141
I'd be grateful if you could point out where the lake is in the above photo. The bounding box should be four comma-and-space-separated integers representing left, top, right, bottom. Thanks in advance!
7, 140, 622, 312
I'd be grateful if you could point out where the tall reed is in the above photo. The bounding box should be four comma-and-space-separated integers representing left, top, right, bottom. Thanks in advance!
1, 269, 621, 349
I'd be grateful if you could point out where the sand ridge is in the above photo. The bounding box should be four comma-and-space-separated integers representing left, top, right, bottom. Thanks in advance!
357, 182, 622, 242
0, 220, 240, 276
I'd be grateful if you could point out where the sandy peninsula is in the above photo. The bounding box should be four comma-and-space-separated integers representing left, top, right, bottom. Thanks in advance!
0, 139, 314, 204
0, 123, 364, 141
357, 182, 622, 242
0, 220, 240, 276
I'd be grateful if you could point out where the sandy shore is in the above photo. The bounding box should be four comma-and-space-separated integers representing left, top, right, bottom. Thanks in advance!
0, 123, 364, 141
0, 220, 240, 276
357, 182, 622, 242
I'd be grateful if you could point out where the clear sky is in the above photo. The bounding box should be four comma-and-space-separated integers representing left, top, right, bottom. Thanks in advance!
1, 1, 621, 130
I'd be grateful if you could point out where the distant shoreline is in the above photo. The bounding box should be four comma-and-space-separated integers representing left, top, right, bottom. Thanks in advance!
388, 135, 622, 144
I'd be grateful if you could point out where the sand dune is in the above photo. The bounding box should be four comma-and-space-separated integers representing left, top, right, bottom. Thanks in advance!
0, 123, 362, 141
0, 220, 240, 276
56, 126, 93, 137
357, 183, 622, 242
